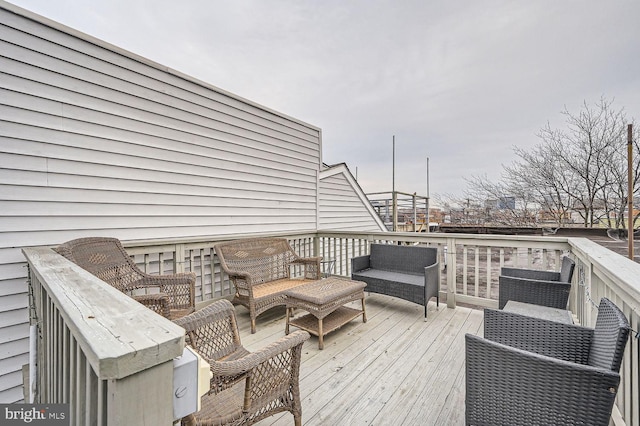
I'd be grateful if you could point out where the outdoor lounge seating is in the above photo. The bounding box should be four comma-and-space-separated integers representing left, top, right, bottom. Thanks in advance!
351, 243, 439, 318
214, 237, 322, 333
55, 237, 196, 319
465, 297, 630, 426
498, 255, 575, 309
173, 299, 310, 426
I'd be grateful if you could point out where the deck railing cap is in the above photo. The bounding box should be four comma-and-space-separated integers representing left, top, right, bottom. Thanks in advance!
23, 247, 185, 380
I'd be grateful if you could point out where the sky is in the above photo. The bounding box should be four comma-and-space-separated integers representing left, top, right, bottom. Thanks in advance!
6, 0, 640, 199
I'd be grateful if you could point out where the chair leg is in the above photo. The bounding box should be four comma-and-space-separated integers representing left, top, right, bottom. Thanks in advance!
251, 318, 256, 334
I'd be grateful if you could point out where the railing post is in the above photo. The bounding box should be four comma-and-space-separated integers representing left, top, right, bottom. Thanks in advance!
412, 194, 417, 232
585, 261, 595, 327
106, 361, 175, 425
446, 237, 457, 308
175, 243, 186, 273
313, 235, 320, 258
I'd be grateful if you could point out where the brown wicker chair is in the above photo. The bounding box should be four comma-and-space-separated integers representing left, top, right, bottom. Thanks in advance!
214, 238, 322, 333
55, 237, 195, 319
173, 299, 310, 426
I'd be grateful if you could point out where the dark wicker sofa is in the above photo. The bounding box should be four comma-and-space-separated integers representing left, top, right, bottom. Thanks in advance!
351, 243, 440, 318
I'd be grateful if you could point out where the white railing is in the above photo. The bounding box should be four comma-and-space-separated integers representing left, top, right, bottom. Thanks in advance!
122, 233, 318, 307
25, 231, 640, 425
123, 231, 570, 310
23, 247, 185, 425
314, 231, 571, 309
569, 238, 640, 426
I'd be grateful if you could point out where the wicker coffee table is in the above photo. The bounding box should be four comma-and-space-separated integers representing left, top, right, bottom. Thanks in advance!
285, 277, 367, 349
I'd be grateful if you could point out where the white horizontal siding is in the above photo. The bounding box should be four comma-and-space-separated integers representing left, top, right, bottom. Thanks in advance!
0, 15, 317, 140
0, 335, 28, 401
319, 166, 386, 232
0, 3, 322, 402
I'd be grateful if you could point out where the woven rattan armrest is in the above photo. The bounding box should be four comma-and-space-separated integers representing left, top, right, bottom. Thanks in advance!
208, 330, 309, 378
291, 256, 322, 280
132, 272, 195, 292
465, 334, 620, 426
291, 256, 322, 264
132, 272, 196, 318
424, 262, 439, 281
220, 271, 252, 294
219, 269, 251, 281
500, 267, 561, 281
133, 272, 194, 284
131, 293, 171, 318
484, 308, 592, 363
351, 255, 371, 273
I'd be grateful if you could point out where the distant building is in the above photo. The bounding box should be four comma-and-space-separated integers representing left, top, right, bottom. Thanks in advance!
485, 197, 516, 210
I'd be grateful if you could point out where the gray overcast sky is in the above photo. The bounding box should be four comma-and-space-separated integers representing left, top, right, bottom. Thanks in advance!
7, 0, 640, 197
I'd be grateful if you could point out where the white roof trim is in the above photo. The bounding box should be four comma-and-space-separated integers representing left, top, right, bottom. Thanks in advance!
320, 164, 387, 231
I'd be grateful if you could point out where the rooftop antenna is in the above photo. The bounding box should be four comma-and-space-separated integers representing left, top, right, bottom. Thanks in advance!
628, 123, 634, 260
392, 136, 397, 232
392, 135, 395, 194
426, 156, 430, 233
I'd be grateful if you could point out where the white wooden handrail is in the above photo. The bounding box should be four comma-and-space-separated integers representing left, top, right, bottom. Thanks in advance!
23, 247, 185, 425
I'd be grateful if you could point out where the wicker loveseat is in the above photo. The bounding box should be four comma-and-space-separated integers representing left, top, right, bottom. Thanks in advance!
214, 238, 322, 333
466, 297, 630, 425
351, 243, 440, 318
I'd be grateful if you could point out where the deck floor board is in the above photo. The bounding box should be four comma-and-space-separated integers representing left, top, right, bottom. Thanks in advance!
230, 293, 482, 426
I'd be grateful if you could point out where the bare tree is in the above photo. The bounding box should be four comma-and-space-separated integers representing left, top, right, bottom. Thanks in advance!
536, 98, 627, 226
506, 145, 576, 226
458, 98, 637, 229
464, 174, 541, 227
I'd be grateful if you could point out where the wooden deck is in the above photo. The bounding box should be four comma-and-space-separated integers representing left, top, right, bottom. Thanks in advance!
234, 294, 484, 426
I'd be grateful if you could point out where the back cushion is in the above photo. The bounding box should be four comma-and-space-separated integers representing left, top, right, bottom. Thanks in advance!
369, 244, 437, 274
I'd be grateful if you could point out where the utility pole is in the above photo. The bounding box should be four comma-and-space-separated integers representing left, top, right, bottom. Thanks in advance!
628, 124, 634, 260
392, 136, 397, 232
426, 156, 430, 233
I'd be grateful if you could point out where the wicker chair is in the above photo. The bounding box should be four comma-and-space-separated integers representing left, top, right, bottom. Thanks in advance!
214, 238, 322, 333
55, 237, 195, 319
498, 256, 575, 309
173, 299, 310, 426
466, 297, 630, 426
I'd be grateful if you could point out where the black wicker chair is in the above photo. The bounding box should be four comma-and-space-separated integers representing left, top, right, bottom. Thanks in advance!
466, 297, 630, 426
498, 256, 575, 309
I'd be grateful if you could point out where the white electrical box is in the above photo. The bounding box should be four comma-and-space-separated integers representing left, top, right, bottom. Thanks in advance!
173, 346, 211, 421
